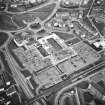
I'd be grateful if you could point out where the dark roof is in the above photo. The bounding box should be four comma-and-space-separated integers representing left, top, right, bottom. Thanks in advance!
83, 91, 94, 103
77, 81, 89, 89
21, 70, 32, 78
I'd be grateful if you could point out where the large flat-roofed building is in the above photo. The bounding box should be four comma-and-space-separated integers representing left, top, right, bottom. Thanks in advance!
34, 66, 62, 88
57, 60, 76, 75
73, 42, 100, 65
13, 46, 52, 72
12, 31, 101, 91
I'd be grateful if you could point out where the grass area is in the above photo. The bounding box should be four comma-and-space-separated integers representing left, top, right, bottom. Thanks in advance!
54, 31, 75, 41
0, 13, 18, 31
13, 3, 56, 26
0, 32, 9, 47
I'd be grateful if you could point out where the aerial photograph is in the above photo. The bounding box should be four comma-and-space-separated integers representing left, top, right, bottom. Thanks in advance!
1, 0, 105, 105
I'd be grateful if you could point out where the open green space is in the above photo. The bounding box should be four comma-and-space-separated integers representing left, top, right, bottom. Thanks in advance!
0, 32, 9, 47
0, 13, 18, 31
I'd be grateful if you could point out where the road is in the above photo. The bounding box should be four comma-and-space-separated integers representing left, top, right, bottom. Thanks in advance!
87, 0, 95, 16
3, 43, 34, 99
